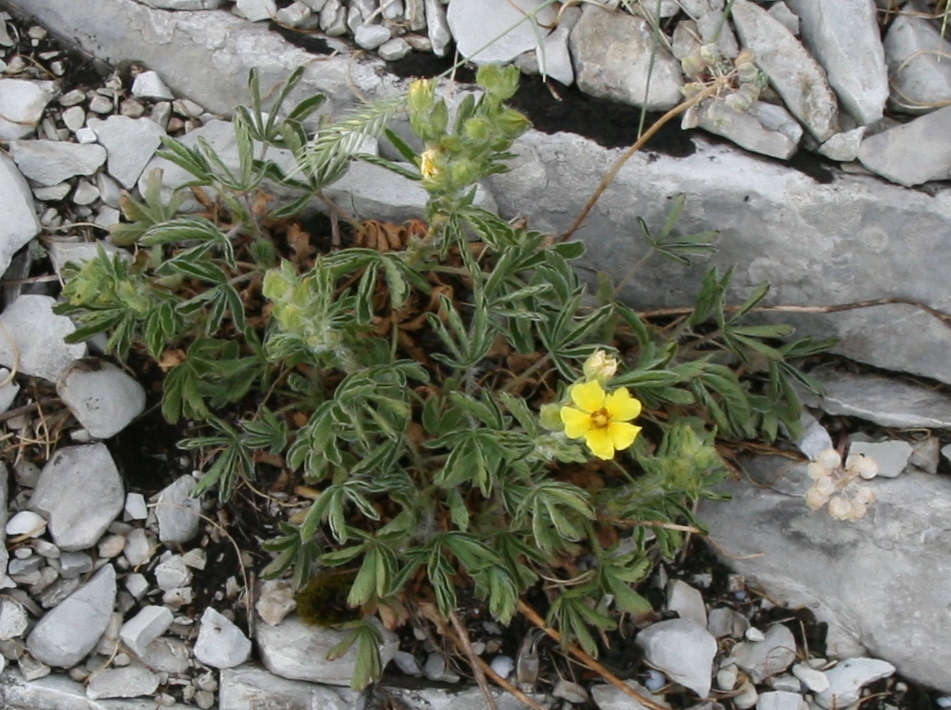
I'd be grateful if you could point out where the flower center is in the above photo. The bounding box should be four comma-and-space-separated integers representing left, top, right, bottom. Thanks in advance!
590, 409, 610, 429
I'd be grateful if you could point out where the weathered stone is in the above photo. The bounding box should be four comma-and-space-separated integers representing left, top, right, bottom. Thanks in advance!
8, 140, 106, 186
699, 456, 951, 692
131, 70, 175, 101
137, 0, 223, 7
120, 605, 174, 657
424, 0, 450, 57
85, 663, 160, 700
731, 0, 839, 141
26, 565, 117, 668
234, 0, 276, 21
0, 79, 55, 140
218, 665, 351, 710
806, 369, 951, 430
570, 6, 683, 111
818, 126, 865, 162
378, 37, 411, 61
728, 623, 797, 684
194, 607, 252, 669
884, 5, 951, 115
255, 615, 398, 685
848, 439, 913, 478
784, 0, 888, 125
635, 618, 716, 698
0, 295, 87, 383
857, 104, 951, 185
56, 358, 146, 439
591, 680, 670, 710
29, 444, 124, 551
155, 475, 202, 544
0, 155, 41, 277
695, 99, 800, 159
447, 0, 555, 65
88, 115, 165, 188
815, 658, 895, 709
666, 579, 707, 627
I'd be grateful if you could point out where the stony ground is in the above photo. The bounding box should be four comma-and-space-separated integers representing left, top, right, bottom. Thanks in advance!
0, 2, 950, 710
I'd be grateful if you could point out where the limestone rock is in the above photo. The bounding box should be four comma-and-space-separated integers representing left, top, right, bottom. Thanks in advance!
120, 605, 174, 657
0, 295, 87, 383
858, 103, 951, 185
138, 0, 224, 7
0, 155, 41, 277
699, 456, 951, 692
784, 0, 888, 125
848, 439, 913, 478
591, 680, 670, 710
131, 70, 175, 101
8, 140, 107, 186
85, 663, 161, 700
570, 6, 683, 111
56, 358, 147, 439
728, 623, 797, 683
731, 0, 839, 141
26, 564, 117, 668
424, 0, 450, 57
194, 607, 252, 669
884, 6, 951, 115
29, 443, 124, 551
255, 614, 398, 685
815, 658, 895, 709
218, 665, 351, 710
88, 114, 166, 188
234, 0, 276, 21
695, 99, 801, 159
635, 618, 716, 698
155, 475, 203, 544
0, 79, 55, 140
447, 0, 555, 65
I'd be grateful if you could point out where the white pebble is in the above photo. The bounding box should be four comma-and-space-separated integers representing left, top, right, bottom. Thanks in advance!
643, 669, 666, 692
489, 655, 514, 679
6, 511, 47, 538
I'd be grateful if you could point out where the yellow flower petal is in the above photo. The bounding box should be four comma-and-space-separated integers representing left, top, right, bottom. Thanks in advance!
569, 380, 606, 413
604, 388, 642, 422
560, 406, 592, 439
584, 428, 615, 460
606, 421, 641, 452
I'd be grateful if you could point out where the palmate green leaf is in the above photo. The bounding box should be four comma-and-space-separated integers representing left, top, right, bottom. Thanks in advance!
473, 564, 519, 624
547, 588, 616, 658
326, 620, 383, 690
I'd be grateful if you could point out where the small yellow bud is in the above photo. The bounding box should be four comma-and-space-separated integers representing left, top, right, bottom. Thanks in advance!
582, 350, 619, 383
419, 149, 439, 179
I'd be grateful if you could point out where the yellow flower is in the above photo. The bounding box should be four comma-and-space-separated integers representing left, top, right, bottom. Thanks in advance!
419, 149, 439, 179
560, 380, 642, 460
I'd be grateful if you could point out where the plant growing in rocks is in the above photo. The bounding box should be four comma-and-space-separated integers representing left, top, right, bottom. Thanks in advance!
806, 448, 879, 521
55, 64, 829, 691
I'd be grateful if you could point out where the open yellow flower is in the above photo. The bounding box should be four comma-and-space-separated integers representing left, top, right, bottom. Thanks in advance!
560, 380, 642, 460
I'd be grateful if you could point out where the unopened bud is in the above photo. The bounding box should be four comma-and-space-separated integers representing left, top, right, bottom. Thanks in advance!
582, 350, 619, 383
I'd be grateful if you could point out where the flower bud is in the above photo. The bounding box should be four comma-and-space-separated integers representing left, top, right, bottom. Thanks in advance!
846, 454, 879, 480
815, 449, 841, 470
582, 350, 619, 383
805, 486, 829, 511
419, 149, 440, 180
828, 496, 852, 521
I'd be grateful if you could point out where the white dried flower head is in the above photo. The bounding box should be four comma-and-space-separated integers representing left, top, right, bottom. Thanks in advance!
846, 454, 879, 480
854, 486, 876, 506
807, 462, 830, 481
815, 475, 836, 496
816, 449, 841, 470
828, 496, 852, 521
847, 498, 868, 521
582, 350, 618, 384
806, 486, 830, 511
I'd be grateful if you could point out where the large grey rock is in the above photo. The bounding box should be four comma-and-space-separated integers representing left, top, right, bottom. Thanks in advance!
807, 369, 951, 429
884, 6, 951, 114
635, 618, 716, 698
56, 358, 147, 439
857, 103, 951, 185
193, 607, 252, 669
699, 456, 951, 692
0, 79, 55, 140
0, 155, 41, 277
731, 0, 839, 141
0, 295, 87, 382
154, 475, 203, 544
446, 0, 555, 65
570, 5, 684, 111
29, 443, 124, 551
255, 615, 398, 686
784, 0, 888, 125
219, 665, 351, 710
8, 140, 107, 186
26, 564, 117, 668
88, 115, 166, 188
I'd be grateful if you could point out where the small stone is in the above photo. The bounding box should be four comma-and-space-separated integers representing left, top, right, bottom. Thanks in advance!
730, 623, 797, 684
194, 607, 252, 669
88, 95, 113, 114
815, 658, 895, 709
125, 573, 149, 599
234, 0, 277, 21
88, 115, 166, 189
0, 295, 87, 382
155, 476, 202, 544
0, 79, 55, 139
61, 105, 86, 131
635, 618, 717, 698
155, 555, 192, 591
98, 534, 126, 559
123, 528, 156, 567
447, 0, 555, 64
120, 605, 174, 657
553, 679, 588, 703
489, 654, 514, 679
124, 493, 148, 521
757, 690, 803, 710
255, 579, 297, 625
275, 1, 311, 26
33, 183, 71, 201
0, 599, 29, 640
72, 179, 100, 205
857, 104, 951, 186
57, 358, 147, 439
424, 0, 451, 57
745, 626, 766, 642
9, 140, 106, 186
131, 71, 175, 101
792, 662, 830, 692
58, 551, 93, 578
735, 682, 759, 709
58, 89, 86, 107
666, 579, 707, 627
6, 510, 47, 538
378, 37, 411, 61
848, 439, 913, 478
86, 663, 160, 700
355, 23, 391, 50
818, 127, 866, 162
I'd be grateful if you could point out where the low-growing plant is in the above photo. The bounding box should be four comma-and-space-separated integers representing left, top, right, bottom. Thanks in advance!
56, 64, 829, 690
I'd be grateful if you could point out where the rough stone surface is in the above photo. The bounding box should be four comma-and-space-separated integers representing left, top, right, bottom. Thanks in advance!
120, 605, 174, 657
131, 70, 175, 101
784, 0, 888, 125
806, 369, 951, 429
26, 564, 117, 668
0, 295, 87, 383
446, 0, 555, 65
848, 439, 913, 478
155, 475, 203, 544
8, 140, 106, 186
193, 607, 252, 669
816, 658, 895, 709
29, 443, 124, 551
731, 0, 839, 141
635, 618, 716, 698
570, 6, 683, 111
884, 6, 951, 114
857, 104, 951, 186
234, 0, 276, 21
695, 99, 800, 159
699, 456, 951, 692
591, 681, 670, 710
729, 623, 797, 684
0, 154, 42, 277
85, 663, 160, 700
0, 79, 55, 140
255, 615, 399, 686
218, 665, 351, 710
88, 115, 166, 188
56, 358, 147, 439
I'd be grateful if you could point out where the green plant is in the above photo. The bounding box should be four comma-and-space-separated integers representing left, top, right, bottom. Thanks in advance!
56, 64, 828, 690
